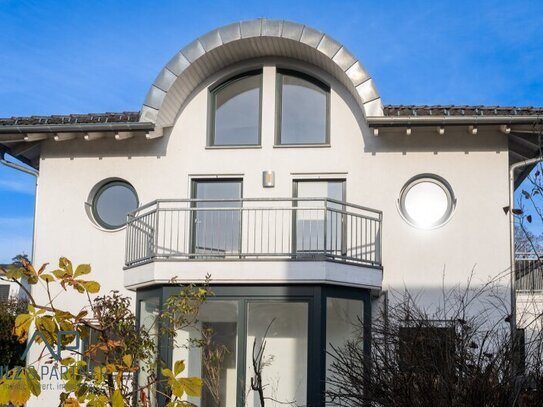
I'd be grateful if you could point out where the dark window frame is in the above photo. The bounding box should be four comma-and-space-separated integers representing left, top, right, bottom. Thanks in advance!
292, 179, 347, 256
208, 70, 263, 147
91, 180, 139, 230
275, 68, 331, 146
190, 178, 244, 256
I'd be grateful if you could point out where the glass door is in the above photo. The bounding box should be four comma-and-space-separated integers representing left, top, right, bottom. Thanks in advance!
293, 180, 345, 256
191, 179, 242, 257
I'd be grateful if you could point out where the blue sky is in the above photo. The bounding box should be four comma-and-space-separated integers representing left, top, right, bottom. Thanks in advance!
0, 0, 542, 262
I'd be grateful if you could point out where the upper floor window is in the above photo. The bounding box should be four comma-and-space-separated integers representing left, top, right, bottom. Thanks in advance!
209, 70, 262, 146
276, 69, 330, 145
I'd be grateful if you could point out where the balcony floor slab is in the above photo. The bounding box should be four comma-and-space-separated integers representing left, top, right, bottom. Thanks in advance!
124, 259, 382, 291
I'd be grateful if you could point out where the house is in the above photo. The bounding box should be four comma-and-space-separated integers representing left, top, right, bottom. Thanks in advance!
1, 18, 542, 406
0, 262, 30, 302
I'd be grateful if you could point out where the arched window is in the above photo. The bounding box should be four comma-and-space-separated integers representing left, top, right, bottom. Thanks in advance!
209, 70, 262, 146
276, 69, 330, 145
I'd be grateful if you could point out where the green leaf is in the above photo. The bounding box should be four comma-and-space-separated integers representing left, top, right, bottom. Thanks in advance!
74, 264, 91, 278
122, 354, 132, 367
169, 380, 183, 397
13, 313, 33, 342
173, 360, 185, 376
61, 357, 76, 366
24, 368, 41, 396
52, 269, 69, 279
64, 397, 81, 406
81, 280, 100, 294
179, 377, 203, 397
59, 257, 73, 276
39, 273, 55, 282
36, 315, 57, 336
0, 381, 10, 405
161, 368, 175, 379
5, 266, 24, 280
111, 389, 124, 407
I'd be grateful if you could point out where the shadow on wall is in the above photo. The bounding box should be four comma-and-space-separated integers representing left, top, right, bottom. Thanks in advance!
376, 279, 513, 330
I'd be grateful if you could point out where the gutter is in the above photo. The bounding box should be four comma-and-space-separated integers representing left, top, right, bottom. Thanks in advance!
0, 121, 155, 135
508, 157, 543, 337
0, 150, 38, 177
367, 115, 543, 127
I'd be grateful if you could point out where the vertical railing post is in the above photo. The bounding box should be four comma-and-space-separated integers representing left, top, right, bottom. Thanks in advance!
153, 202, 160, 259
378, 213, 383, 264
323, 200, 328, 259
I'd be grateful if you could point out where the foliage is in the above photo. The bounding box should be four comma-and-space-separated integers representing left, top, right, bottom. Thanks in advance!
0, 297, 28, 368
326, 281, 543, 407
0, 257, 210, 407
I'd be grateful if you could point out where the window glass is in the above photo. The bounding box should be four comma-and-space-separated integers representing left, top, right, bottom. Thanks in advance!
294, 180, 344, 253
278, 71, 329, 145
246, 302, 308, 406
325, 297, 364, 397
192, 180, 242, 256
173, 301, 239, 406
0, 284, 10, 301
399, 175, 455, 229
92, 181, 138, 229
212, 72, 261, 146
138, 297, 160, 407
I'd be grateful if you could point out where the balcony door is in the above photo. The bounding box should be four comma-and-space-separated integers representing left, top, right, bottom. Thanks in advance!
293, 180, 345, 256
191, 179, 242, 257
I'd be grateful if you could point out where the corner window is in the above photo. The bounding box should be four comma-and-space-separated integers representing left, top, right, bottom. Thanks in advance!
209, 70, 262, 146
91, 180, 139, 230
399, 175, 455, 229
276, 69, 330, 145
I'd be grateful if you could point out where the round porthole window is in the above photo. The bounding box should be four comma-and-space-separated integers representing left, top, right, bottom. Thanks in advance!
399, 175, 455, 229
91, 180, 139, 230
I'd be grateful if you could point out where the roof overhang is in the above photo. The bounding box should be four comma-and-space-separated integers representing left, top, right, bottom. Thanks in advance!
367, 114, 543, 189
0, 121, 155, 169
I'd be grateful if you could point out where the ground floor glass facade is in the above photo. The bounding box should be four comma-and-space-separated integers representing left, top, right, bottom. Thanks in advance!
136, 285, 370, 407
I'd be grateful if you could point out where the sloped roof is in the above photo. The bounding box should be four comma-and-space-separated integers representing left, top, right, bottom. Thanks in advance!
1, 106, 541, 128
384, 105, 543, 117
0, 112, 140, 126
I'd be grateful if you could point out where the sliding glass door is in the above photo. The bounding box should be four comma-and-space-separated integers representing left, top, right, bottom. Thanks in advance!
293, 180, 345, 255
191, 179, 242, 257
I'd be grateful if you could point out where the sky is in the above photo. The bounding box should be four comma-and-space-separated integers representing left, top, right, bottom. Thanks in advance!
0, 0, 542, 263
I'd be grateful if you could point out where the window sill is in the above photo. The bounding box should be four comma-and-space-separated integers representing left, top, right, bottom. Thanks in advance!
273, 144, 331, 148
206, 145, 262, 150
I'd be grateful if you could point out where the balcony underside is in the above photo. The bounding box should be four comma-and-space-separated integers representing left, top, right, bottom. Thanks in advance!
124, 259, 383, 291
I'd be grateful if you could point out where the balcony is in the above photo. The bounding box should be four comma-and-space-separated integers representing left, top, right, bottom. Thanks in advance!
515, 253, 543, 292
125, 198, 382, 271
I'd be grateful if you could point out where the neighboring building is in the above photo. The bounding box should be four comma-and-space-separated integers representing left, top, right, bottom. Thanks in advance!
0, 264, 28, 301
0, 18, 542, 406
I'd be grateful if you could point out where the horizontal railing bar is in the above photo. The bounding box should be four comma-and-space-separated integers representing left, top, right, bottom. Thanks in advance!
128, 197, 382, 215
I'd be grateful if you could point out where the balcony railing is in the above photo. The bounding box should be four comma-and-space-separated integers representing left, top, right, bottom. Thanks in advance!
515, 252, 543, 292
125, 198, 382, 269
